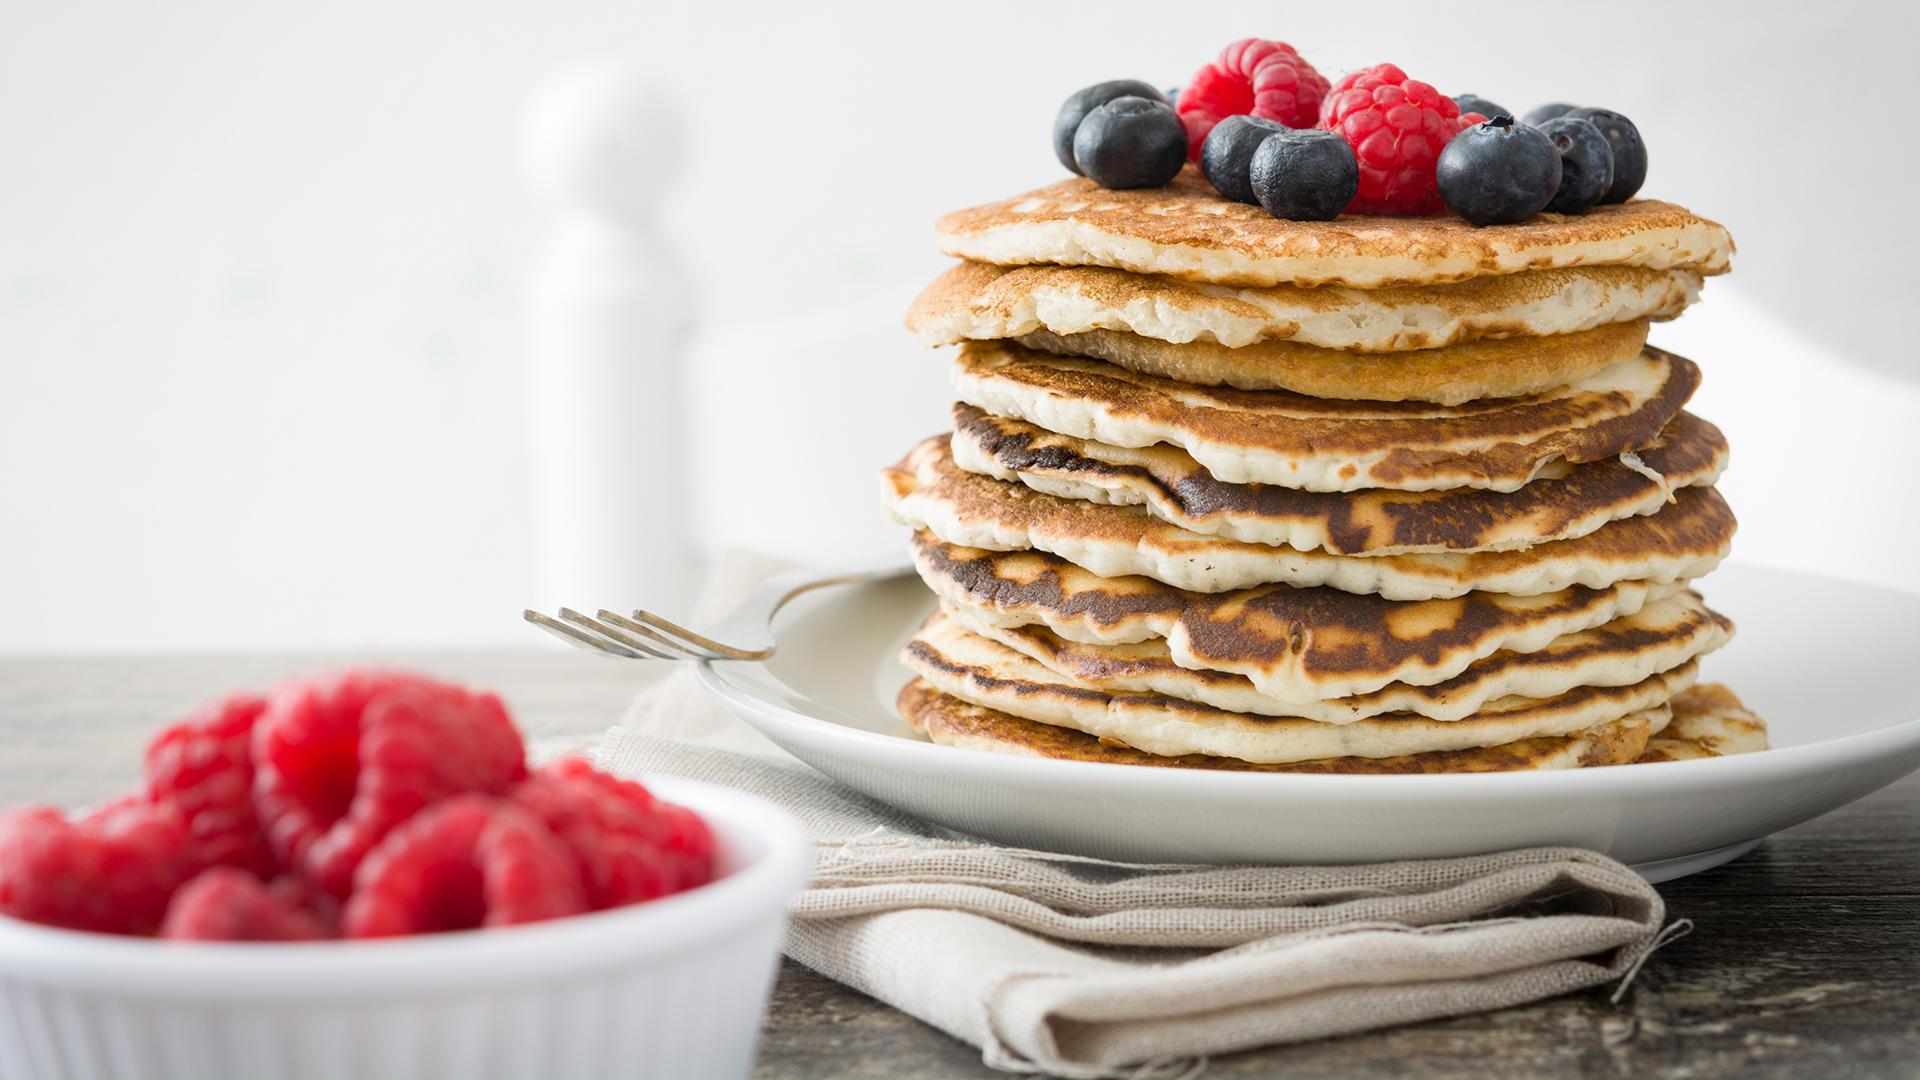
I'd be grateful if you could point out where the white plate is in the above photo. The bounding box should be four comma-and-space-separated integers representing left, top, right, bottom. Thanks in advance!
698, 562, 1920, 882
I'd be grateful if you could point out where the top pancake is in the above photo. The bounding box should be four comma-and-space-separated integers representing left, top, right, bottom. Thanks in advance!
909, 260, 1703, 354
935, 169, 1735, 289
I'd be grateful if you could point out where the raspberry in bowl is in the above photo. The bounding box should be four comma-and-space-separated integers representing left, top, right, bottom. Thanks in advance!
0, 670, 810, 1080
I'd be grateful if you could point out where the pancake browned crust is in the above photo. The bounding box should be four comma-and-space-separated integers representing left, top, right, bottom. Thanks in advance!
953, 340, 1699, 491
886, 438, 1735, 599
908, 260, 1701, 354
1013, 326, 1637, 405
902, 610, 1693, 762
946, 591, 1732, 723
898, 679, 1660, 773
1636, 683, 1768, 762
906, 532, 1691, 701
935, 168, 1735, 289
952, 404, 1726, 555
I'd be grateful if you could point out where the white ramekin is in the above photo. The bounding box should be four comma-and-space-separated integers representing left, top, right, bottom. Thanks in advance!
0, 777, 810, 1080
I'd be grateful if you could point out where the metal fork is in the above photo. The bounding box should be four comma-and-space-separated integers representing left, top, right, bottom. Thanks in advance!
523, 559, 907, 662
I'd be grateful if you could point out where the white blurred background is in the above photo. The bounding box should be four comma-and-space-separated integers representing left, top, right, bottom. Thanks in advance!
3, 0, 1917, 652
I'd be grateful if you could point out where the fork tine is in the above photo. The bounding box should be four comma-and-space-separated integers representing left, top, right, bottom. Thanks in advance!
523, 609, 648, 659
626, 608, 773, 661
557, 608, 685, 660
595, 610, 721, 660
563, 608, 687, 660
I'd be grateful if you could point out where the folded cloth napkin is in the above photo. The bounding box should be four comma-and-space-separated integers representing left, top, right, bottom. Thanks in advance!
591, 555, 1678, 1079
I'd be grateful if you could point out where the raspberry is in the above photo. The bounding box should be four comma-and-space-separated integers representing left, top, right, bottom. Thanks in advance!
342, 796, 585, 937
266, 872, 342, 935
0, 803, 193, 935
1176, 39, 1330, 159
145, 692, 277, 878
252, 671, 526, 899
510, 758, 715, 909
1317, 63, 1474, 215
161, 868, 326, 941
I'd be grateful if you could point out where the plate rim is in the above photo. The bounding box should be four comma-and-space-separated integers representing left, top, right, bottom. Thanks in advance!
696, 560, 1920, 798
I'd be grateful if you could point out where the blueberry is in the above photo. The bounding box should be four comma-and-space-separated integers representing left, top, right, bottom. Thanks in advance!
1072, 96, 1187, 190
1522, 102, 1579, 127
1565, 107, 1646, 203
1200, 115, 1291, 204
1453, 94, 1509, 120
1436, 116, 1562, 226
1053, 80, 1167, 175
1536, 116, 1614, 214
1247, 128, 1358, 221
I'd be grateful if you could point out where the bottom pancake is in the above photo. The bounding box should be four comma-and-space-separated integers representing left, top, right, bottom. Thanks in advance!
1635, 683, 1768, 762
897, 679, 1661, 774
902, 610, 1691, 764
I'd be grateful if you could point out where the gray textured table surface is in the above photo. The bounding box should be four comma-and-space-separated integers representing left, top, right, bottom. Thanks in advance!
2, 650, 1914, 1079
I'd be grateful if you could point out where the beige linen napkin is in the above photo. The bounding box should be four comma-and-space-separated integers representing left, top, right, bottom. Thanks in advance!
591, 556, 1678, 1078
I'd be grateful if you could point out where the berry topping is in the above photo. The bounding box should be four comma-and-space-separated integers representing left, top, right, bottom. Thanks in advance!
1537, 116, 1615, 214
0, 803, 193, 935
1071, 96, 1187, 190
511, 757, 716, 907
1176, 39, 1329, 159
1452, 94, 1508, 121
1564, 107, 1646, 203
1052, 80, 1167, 176
160, 868, 327, 941
1437, 116, 1563, 226
145, 692, 277, 878
1199, 115, 1290, 204
342, 796, 586, 938
1522, 102, 1579, 127
1317, 63, 1473, 215
1249, 128, 1359, 221
252, 671, 527, 899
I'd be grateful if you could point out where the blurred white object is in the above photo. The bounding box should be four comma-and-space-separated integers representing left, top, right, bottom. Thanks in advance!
522, 59, 695, 615
0, 777, 809, 1080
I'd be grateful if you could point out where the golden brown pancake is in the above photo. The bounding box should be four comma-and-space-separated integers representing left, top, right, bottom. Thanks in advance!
908, 259, 1701, 354
951, 404, 1727, 555
885, 438, 1736, 599
935, 168, 1735, 289
952, 340, 1699, 491
1011, 325, 1641, 405
905, 532, 1692, 702
1636, 683, 1768, 762
902, 610, 1692, 763
945, 591, 1732, 723
897, 678, 1661, 773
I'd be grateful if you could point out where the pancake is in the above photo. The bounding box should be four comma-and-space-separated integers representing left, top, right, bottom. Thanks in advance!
934, 169, 1735, 289
908, 260, 1702, 355
952, 340, 1698, 491
898, 616, 1688, 763
907, 533, 1690, 701
898, 679, 1662, 773
1636, 683, 1768, 762
1012, 326, 1634, 405
945, 591, 1732, 723
952, 405, 1727, 556
885, 438, 1735, 599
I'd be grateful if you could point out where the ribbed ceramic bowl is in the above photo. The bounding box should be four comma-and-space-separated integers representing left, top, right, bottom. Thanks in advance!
0, 777, 810, 1080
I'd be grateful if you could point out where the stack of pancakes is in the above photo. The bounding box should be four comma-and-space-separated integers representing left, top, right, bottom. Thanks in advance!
883, 170, 1766, 774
